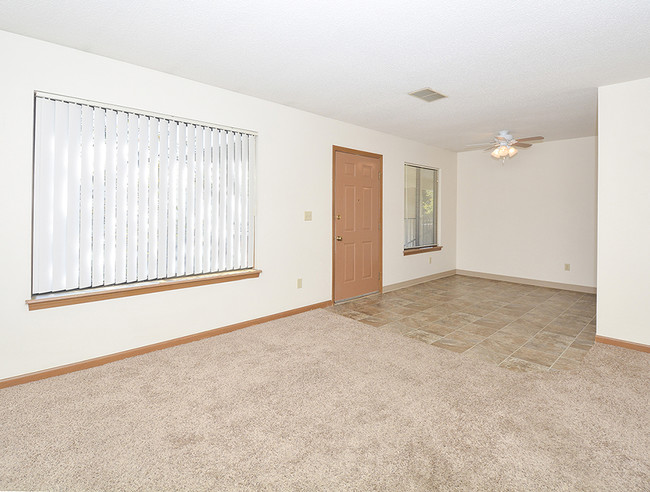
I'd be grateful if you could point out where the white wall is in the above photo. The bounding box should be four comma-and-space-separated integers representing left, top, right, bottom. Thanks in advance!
0, 31, 456, 380
598, 77, 650, 346
457, 137, 597, 288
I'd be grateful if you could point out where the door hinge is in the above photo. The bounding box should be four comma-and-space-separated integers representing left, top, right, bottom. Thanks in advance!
379, 272, 382, 281
378, 171, 382, 180
378, 222, 381, 231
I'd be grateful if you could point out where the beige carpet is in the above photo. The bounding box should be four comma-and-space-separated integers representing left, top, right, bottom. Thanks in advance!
1, 309, 648, 491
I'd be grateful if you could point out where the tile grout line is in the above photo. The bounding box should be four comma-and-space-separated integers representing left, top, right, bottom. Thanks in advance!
426, 287, 547, 347
550, 311, 597, 370
435, 288, 550, 355
493, 292, 588, 370
467, 290, 556, 359
523, 293, 591, 370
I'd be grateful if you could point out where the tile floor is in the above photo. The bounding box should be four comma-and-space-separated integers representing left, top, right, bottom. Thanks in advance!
327, 275, 597, 372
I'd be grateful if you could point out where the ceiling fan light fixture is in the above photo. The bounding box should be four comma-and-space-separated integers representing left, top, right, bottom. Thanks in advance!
472, 130, 543, 163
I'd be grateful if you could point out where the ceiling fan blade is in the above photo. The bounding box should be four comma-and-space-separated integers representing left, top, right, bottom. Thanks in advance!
516, 136, 544, 142
482, 147, 496, 151
513, 142, 532, 148
495, 136, 506, 141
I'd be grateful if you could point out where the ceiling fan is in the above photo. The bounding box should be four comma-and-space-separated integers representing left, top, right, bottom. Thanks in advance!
466, 130, 544, 162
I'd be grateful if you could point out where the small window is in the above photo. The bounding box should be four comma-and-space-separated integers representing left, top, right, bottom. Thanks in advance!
404, 164, 438, 251
32, 93, 257, 295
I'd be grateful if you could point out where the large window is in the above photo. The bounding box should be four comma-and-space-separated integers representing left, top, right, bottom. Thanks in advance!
404, 164, 438, 251
32, 93, 256, 296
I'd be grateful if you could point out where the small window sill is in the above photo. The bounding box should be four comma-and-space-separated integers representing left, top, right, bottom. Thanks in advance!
403, 246, 443, 256
26, 269, 262, 311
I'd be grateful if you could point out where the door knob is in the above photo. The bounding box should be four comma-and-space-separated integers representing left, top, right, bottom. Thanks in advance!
336, 236, 343, 241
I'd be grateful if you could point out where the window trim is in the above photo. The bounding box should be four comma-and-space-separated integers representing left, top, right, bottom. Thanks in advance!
403, 246, 443, 256
26, 268, 261, 310
403, 162, 440, 253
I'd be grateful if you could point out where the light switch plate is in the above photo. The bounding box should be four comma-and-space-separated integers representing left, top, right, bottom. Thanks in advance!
304, 211, 312, 221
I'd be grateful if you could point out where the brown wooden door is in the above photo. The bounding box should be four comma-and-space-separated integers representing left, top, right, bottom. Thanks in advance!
333, 148, 382, 302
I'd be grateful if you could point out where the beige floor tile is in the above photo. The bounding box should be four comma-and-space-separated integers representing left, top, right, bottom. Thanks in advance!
444, 329, 485, 344
561, 346, 590, 361
480, 332, 529, 354
544, 323, 583, 337
409, 311, 445, 325
421, 322, 456, 337
457, 303, 494, 317
512, 347, 558, 367
573, 332, 596, 348
408, 301, 436, 311
341, 310, 369, 321
581, 323, 597, 334
359, 315, 393, 327
458, 294, 488, 305
376, 310, 404, 322
570, 340, 593, 352
531, 305, 566, 317
489, 310, 522, 323
473, 317, 510, 330
500, 303, 535, 316
355, 305, 385, 316
476, 299, 510, 310
525, 331, 574, 355
463, 345, 510, 365
387, 306, 422, 316
422, 305, 457, 317
500, 357, 550, 373
550, 356, 583, 371
557, 312, 593, 326
460, 322, 502, 338
499, 320, 542, 338
519, 311, 555, 329
431, 336, 475, 353
436, 312, 481, 328
405, 329, 441, 344
381, 318, 422, 335
387, 297, 418, 307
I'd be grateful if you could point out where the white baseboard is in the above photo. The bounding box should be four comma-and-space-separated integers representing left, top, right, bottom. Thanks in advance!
384, 269, 596, 294
383, 269, 456, 292
455, 269, 597, 294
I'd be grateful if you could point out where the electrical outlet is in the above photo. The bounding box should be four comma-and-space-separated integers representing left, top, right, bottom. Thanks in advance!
297, 278, 302, 288
564, 264, 571, 271
304, 211, 312, 221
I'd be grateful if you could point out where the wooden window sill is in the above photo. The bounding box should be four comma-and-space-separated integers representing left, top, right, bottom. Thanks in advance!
403, 246, 443, 256
26, 269, 262, 311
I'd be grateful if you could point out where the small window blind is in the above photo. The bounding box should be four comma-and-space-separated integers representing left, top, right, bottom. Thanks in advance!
32, 94, 256, 295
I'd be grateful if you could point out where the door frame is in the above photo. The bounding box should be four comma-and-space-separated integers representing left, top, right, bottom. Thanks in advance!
331, 145, 383, 303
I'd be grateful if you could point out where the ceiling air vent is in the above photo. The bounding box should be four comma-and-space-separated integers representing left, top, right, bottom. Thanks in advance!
409, 88, 447, 102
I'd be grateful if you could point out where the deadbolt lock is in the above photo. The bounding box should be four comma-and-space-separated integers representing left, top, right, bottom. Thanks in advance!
336, 236, 343, 241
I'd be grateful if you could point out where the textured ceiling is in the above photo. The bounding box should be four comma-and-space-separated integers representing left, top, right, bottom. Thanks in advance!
2, 0, 650, 151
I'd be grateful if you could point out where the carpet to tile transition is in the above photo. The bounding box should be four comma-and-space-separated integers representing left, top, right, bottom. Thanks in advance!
0, 309, 648, 491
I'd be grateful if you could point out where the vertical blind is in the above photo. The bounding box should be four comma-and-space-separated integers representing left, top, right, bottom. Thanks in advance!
32, 94, 256, 295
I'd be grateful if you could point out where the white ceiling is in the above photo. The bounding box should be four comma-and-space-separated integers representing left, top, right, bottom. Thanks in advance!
2, 0, 650, 151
